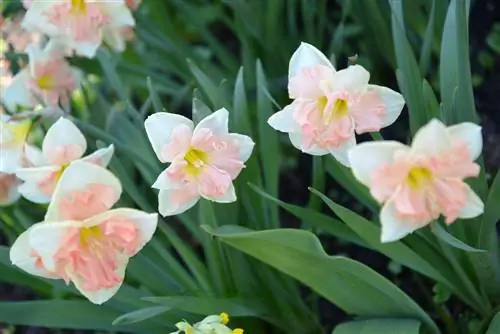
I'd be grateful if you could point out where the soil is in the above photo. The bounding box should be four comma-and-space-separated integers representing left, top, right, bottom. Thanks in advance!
2, 0, 500, 333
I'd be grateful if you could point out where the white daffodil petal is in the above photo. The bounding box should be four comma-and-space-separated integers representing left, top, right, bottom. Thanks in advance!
348, 141, 409, 186
368, 85, 405, 128
45, 161, 122, 222
289, 132, 329, 156
194, 108, 229, 136
80, 144, 115, 167
230, 133, 255, 163
158, 188, 200, 217
144, 112, 194, 163
1, 70, 34, 112
289, 42, 335, 80
201, 182, 237, 203
10, 227, 55, 279
458, 184, 484, 219
267, 105, 297, 133
380, 200, 428, 243
332, 65, 370, 93
42, 117, 87, 163
328, 135, 357, 167
447, 123, 483, 161
411, 118, 451, 155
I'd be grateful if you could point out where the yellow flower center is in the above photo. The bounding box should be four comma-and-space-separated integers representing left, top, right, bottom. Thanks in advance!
232, 329, 244, 334
36, 74, 55, 90
219, 312, 229, 325
184, 148, 208, 176
1, 119, 31, 148
318, 96, 349, 124
71, 0, 87, 14
406, 167, 433, 190
79, 226, 102, 247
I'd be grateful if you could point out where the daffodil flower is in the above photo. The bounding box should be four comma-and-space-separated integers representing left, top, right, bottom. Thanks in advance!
1, 40, 82, 112
145, 108, 254, 216
171, 313, 243, 334
348, 119, 484, 242
16, 117, 114, 204
0, 115, 31, 173
10, 161, 158, 304
268, 42, 405, 166
22, 0, 135, 58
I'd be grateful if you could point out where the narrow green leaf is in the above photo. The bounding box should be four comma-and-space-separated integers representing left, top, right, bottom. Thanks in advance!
113, 306, 170, 326
334, 318, 421, 334
0, 301, 165, 334
204, 226, 439, 333
96, 49, 127, 101
250, 184, 363, 245
144, 296, 269, 318
323, 157, 378, 212
430, 222, 485, 252
419, 0, 436, 76
310, 189, 451, 284
147, 77, 164, 113
422, 79, 440, 120
187, 59, 221, 108
440, 0, 476, 124
486, 312, 500, 334
256, 60, 280, 227
389, 0, 426, 134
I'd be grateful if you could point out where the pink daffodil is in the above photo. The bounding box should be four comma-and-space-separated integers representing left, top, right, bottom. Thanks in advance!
0, 115, 31, 173
10, 161, 158, 304
268, 42, 405, 166
22, 0, 135, 58
145, 108, 255, 216
348, 119, 484, 242
1, 40, 82, 112
16, 117, 114, 204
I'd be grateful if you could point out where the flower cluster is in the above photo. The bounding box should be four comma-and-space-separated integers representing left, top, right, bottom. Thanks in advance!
171, 312, 244, 334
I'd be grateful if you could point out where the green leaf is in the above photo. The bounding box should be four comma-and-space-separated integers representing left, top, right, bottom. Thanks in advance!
419, 0, 436, 76
249, 184, 364, 246
310, 189, 449, 284
487, 312, 500, 334
422, 79, 440, 120
333, 318, 421, 334
192, 89, 213, 124
256, 60, 280, 228
113, 306, 170, 326
389, 0, 426, 134
204, 226, 439, 334
144, 296, 269, 318
0, 301, 165, 334
430, 222, 485, 252
323, 157, 378, 212
147, 77, 164, 113
187, 59, 222, 108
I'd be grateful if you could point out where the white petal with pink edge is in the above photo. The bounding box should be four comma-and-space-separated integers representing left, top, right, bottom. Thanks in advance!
80, 144, 115, 167
267, 105, 297, 133
348, 141, 409, 186
158, 187, 200, 217
9, 227, 56, 279
29, 221, 77, 272
331, 65, 370, 93
380, 199, 429, 243
24, 144, 44, 166
458, 184, 484, 220
101, 1, 136, 27
42, 118, 87, 165
229, 133, 255, 163
328, 135, 357, 167
200, 181, 237, 203
447, 123, 483, 161
368, 85, 405, 128
16, 165, 62, 204
411, 119, 451, 155
194, 108, 230, 137
288, 42, 335, 80
85, 208, 158, 256
70, 255, 128, 305
144, 112, 194, 163
45, 161, 122, 222
289, 132, 329, 156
